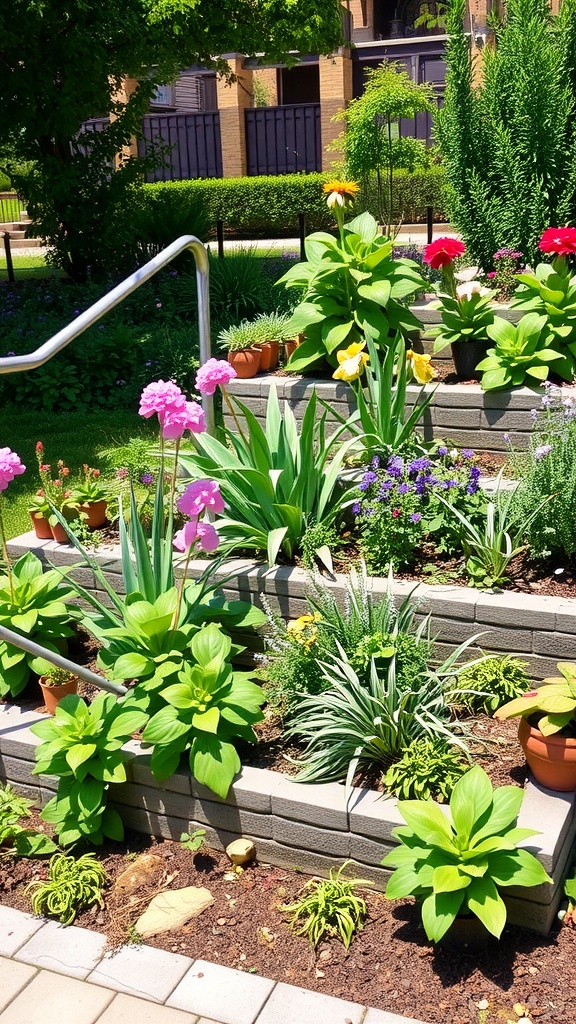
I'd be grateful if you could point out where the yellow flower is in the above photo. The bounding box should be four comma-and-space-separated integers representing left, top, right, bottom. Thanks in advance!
287, 613, 322, 648
332, 341, 369, 382
323, 179, 360, 209
406, 349, 437, 384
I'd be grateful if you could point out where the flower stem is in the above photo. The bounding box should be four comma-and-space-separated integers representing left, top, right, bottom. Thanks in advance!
170, 438, 181, 509
171, 542, 194, 630
0, 498, 14, 604
222, 387, 247, 442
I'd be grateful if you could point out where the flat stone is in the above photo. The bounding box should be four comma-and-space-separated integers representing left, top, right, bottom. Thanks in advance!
225, 839, 255, 865
0, 968, 114, 1024
15, 920, 106, 978
0, 957, 38, 1014
168, 959, 274, 1024
254, 982, 364, 1024
97, 993, 200, 1024
135, 887, 215, 938
87, 944, 193, 1002
0, 906, 45, 956
114, 854, 165, 895
271, 776, 348, 831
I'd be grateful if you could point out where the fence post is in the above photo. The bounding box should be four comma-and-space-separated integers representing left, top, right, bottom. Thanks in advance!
3, 233, 15, 284
216, 220, 225, 259
426, 207, 433, 245
298, 213, 306, 261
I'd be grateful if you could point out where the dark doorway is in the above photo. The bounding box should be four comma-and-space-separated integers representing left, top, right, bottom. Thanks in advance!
279, 64, 320, 105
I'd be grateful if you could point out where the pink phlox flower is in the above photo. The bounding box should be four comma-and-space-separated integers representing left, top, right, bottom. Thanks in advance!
0, 448, 25, 492
159, 400, 206, 439
139, 379, 186, 419
173, 518, 220, 553
177, 479, 224, 517
195, 358, 238, 396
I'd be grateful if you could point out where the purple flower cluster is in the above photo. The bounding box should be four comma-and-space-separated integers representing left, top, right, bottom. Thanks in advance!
493, 249, 523, 262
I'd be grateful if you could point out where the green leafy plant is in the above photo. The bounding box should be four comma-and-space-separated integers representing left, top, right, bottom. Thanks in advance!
476, 313, 563, 391
495, 660, 576, 736
25, 852, 108, 925
427, 285, 496, 354
0, 551, 82, 698
0, 783, 57, 859
382, 739, 469, 802
40, 667, 77, 688
277, 209, 425, 375
180, 382, 358, 565
31, 693, 148, 846
281, 862, 371, 949
452, 656, 531, 714
69, 465, 108, 505
180, 827, 207, 854
382, 764, 552, 942
141, 623, 265, 799
511, 256, 576, 379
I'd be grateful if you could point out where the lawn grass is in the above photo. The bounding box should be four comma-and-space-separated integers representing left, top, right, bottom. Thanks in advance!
0, 405, 156, 540
0, 253, 62, 283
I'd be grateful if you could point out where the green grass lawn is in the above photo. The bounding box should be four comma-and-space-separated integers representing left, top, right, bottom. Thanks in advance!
0, 253, 63, 282
0, 406, 156, 539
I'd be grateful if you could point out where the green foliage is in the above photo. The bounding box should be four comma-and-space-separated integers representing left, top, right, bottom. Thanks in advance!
382, 738, 469, 802
0, 783, 57, 859
31, 693, 148, 846
495, 660, 576, 737
180, 828, 206, 854
179, 383, 358, 565
25, 852, 108, 924
141, 623, 265, 799
511, 256, 576, 379
0, 551, 82, 698
278, 211, 425, 374
383, 765, 552, 942
477, 314, 564, 390
436, 0, 576, 268
428, 288, 496, 353
300, 519, 341, 571
41, 667, 77, 687
210, 250, 285, 325
452, 656, 530, 714
334, 61, 434, 230
217, 312, 293, 353
281, 862, 371, 949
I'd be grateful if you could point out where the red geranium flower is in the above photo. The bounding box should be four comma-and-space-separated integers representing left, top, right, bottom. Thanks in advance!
539, 227, 576, 256
423, 237, 466, 269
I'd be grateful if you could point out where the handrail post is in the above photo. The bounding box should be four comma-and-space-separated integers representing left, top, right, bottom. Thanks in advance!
3, 232, 15, 284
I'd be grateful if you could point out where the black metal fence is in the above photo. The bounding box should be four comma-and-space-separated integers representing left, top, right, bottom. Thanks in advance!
245, 103, 321, 176
138, 112, 223, 181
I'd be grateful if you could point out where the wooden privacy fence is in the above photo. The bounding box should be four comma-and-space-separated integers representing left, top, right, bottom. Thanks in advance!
138, 112, 223, 181
245, 103, 321, 176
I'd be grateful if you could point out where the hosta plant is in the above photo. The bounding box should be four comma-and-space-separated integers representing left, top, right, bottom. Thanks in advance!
141, 623, 265, 799
476, 313, 562, 390
0, 782, 57, 858
452, 655, 531, 715
25, 852, 108, 925
281, 861, 371, 949
0, 551, 82, 697
382, 738, 469, 802
383, 765, 551, 942
511, 243, 576, 380
31, 693, 148, 846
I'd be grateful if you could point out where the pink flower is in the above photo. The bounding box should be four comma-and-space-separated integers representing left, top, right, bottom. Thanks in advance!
195, 358, 238, 396
177, 480, 224, 517
173, 519, 220, 553
0, 448, 26, 492
392, 508, 401, 518
159, 400, 206, 439
539, 227, 576, 256
139, 380, 186, 419
423, 237, 466, 269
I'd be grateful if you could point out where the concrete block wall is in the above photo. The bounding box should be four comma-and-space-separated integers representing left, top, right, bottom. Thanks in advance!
0, 702, 573, 935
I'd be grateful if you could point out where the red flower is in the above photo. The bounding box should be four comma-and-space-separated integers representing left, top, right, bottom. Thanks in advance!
92, 469, 100, 478
538, 227, 576, 256
392, 508, 402, 518
35, 441, 44, 453
423, 237, 466, 269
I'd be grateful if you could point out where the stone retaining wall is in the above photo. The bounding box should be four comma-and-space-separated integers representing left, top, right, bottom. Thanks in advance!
1, 702, 573, 935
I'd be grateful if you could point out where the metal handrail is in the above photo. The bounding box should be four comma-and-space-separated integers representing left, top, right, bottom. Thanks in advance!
0, 624, 127, 697
0, 234, 214, 433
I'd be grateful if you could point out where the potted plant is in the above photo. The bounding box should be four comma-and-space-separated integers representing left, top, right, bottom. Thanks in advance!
382, 765, 551, 951
38, 666, 79, 715
249, 312, 292, 371
34, 442, 78, 542
69, 465, 108, 528
27, 489, 53, 540
218, 322, 262, 379
495, 661, 576, 791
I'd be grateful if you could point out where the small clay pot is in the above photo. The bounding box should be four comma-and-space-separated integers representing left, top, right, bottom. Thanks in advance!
77, 500, 107, 529
39, 675, 78, 715
50, 520, 71, 543
227, 348, 262, 379
519, 717, 576, 791
257, 341, 280, 372
283, 338, 301, 361
29, 512, 52, 540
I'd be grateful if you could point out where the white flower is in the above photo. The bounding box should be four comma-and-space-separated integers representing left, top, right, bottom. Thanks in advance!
455, 266, 480, 282
456, 280, 491, 301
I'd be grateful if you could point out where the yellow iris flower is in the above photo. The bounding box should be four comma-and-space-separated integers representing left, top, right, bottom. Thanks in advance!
332, 341, 370, 382
406, 349, 437, 384
322, 179, 360, 209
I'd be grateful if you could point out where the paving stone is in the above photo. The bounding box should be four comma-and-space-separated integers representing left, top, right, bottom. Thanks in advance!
554, 601, 576, 634
348, 832, 390, 868
271, 776, 348, 831
97, 992, 200, 1024
228, 765, 283, 813
190, 799, 274, 839
363, 1008, 428, 1024
424, 586, 479, 621
0, 754, 40, 787
87, 944, 193, 1003
479, 409, 533, 430
0, 705, 45, 758
0, 968, 114, 1024
348, 788, 405, 841
0, 907, 45, 956
136, 887, 215, 938
434, 407, 480, 429
113, 781, 194, 819
272, 816, 349, 858
517, 781, 576, 873
111, 803, 186, 841
250, 837, 350, 878
254, 982, 364, 1024
167, 959, 274, 1024
532, 630, 576, 659
0, 957, 37, 1014
475, 592, 560, 631
15, 921, 106, 979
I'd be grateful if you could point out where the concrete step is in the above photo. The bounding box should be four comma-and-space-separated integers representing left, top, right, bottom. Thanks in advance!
2, 236, 43, 249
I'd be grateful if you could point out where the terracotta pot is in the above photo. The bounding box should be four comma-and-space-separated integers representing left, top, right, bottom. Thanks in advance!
283, 338, 301, 360
257, 341, 280, 372
439, 914, 494, 954
50, 520, 71, 543
77, 500, 107, 529
227, 348, 261, 379
450, 340, 490, 381
29, 512, 52, 540
518, 716, 576, 791
39, 675, 78, 716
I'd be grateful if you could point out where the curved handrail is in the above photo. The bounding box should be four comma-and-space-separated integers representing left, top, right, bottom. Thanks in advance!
0, 234, 214, 433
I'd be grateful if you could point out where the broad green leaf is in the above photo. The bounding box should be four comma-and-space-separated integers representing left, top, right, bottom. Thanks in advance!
65, 742, 97, 773
432, 864, 471, 893
192, 706, 221, 734
398, 801, 457, 853
470, 786, 524, 846
421, 890, 464, 942
488, 848, 551, 888
189, 734, 240, 799
465, 877, 507, 938
112, 652, 154, 679
450, 766, 494, 844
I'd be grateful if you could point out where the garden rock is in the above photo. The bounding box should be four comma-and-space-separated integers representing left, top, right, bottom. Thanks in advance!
114, 854, 165, 895
226, 838, 256, 865
135, 886, 215, 937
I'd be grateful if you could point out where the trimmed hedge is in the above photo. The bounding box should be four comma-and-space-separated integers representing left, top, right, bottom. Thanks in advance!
142, 169, 447, 237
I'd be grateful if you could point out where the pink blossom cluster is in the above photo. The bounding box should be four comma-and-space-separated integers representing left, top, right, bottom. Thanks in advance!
173, 479, 223, 553
139, 380, 205, 439
195, 359, 237, 396
0, 448, 25, 492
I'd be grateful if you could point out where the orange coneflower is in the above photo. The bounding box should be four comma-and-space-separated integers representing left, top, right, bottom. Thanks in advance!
322, 179, 360, 208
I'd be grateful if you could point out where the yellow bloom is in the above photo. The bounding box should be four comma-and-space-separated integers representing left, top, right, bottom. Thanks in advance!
406, 349, 437, 384
323, 179, 360, 209
333, 341, 369, 382
287, 613, 322, 648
